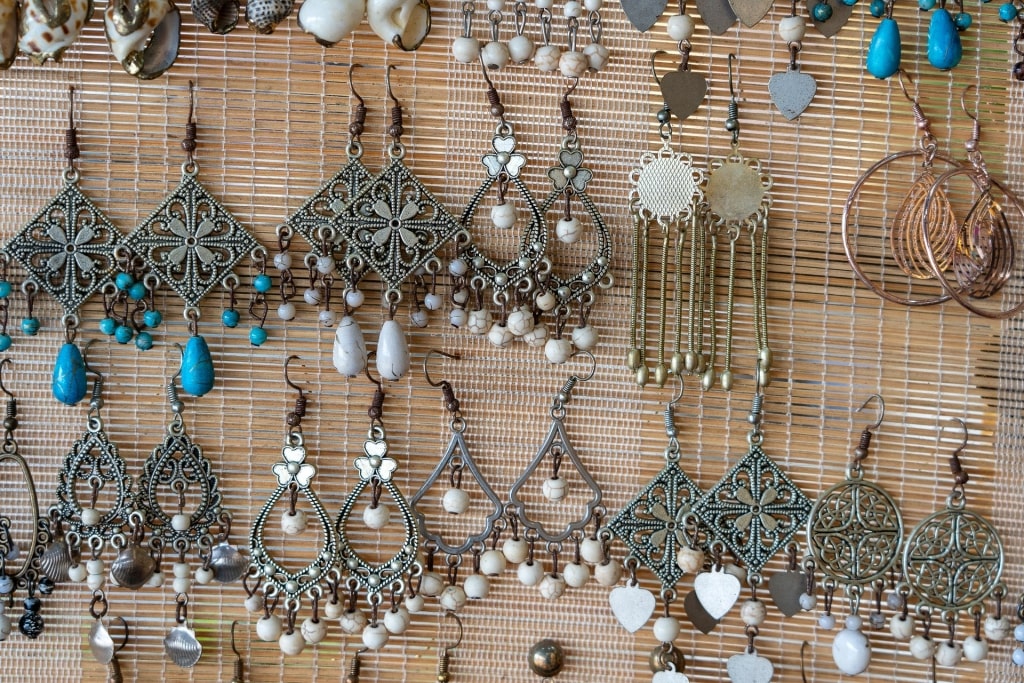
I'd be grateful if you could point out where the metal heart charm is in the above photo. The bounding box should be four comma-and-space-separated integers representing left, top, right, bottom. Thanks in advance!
768, 570, 805, 617
693, 567, 741, 620
768, 68, 817, 120
660, 70, 708, 122
727, 651, 774, 683
728, 0, 772, 26
684, 589, 720, 634
695, 0, 736, 34
164, 624, 202, 668
89, 619, 115, 664
609, 583, 656, 633
806, 0, 853, 36
621, 0, 667, 31
653, 669, 691, 683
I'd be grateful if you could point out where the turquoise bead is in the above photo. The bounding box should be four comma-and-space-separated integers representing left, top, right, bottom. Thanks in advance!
52, 342, 87, 406
954, 11, 971, 29
222, 308, 240, 328
99, 317, 117, 336
866, 18, 902, 79
181, 335, 215, 397
114, 325, 133, 344
919, 0, 936, 9
21, 318, 39, 336
135, 332, 153, 351
0, 335, 11, 352
1000, 2, 1018, 21
0, 281, 11, 298
869, 0, 885, 15
812, 1, 833, 19
254, 274, 272, 293
128, 282, 147, 301
144, 310, 163, 328
928, 9, 962, 69
115, 272, 134, 290
249, 327, 268, 346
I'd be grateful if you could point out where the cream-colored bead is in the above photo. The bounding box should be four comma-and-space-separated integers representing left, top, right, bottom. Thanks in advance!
440, 584, 468, 611
171, 513, 191, 531
653, 616, 680, 643
86, 573, 105, 590
362, 623, 389, 650
383, 606, 411, 634
172, 576, 191, 594
481, 41, 510, 70
502, 537, 529, 564
556, 217, 582, 244
580, 537, 604, 564
985, 615, 1012, 641
487, 322, 514, 348
362, 503, 390, 529
507, 307, 535, 337
584, 42, 609, 71
889, 614, 914, 640
542, 476, 567, 501
480, 549, 507, 575
934, 640, 962, 667
545, 337, 573, 364
173, 562, 191, 578
676, 547, 704, 574
467, 308, 492, 335
194, 566, 214, 585
442, 488, 470, 514
420, 571, 445, 597
81, 508, 101, 526
323, 599, 343, 619
491, 201, 517, 229
539, 573, 566, 600
281, 510, 307, 535
778, 15, 806, 42
535, 44, 561, 72
302, 617, 329, 644
465, 573, 490, 599
405, 593, 425, 613
339, 609, 368, 634
666, 13, 694, 40
523, 322, 549, 347
571, 324, 598, 351
68, 564, 87, 583
740, 599, 767, 626
257, 615, 282, 642
535, 290, 558, 311
563, 562, 590, 587
594, 560, 622, 586
909, 635, 936, 660
962, 636, 988, 662
563, 0, 581, 16
508, 34, 534, 62
559, 50, 588, 78
518, 560, 544, 586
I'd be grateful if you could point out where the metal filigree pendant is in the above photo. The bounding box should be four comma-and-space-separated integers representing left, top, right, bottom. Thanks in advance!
250, 434, 338, 600
3, 171, 122, 319
124, 163, 258, 309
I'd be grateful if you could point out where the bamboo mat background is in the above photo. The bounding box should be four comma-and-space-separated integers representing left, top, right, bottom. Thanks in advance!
0, 0, 1021, 680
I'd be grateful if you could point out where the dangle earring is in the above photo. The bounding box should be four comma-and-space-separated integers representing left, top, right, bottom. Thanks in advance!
87, 594, 129, 682
659, 6, 709, 121
769, 1, 816, 120
247, 247, 270, 346
249, 356, 338, 656
805, 395, 902, 675
866, 0, 901, 78
701, 54, 772, 391
124, 82, 259, 396
409, 351, 504, 605
999, 0, 1024, 80
102, 247, 162, 351
921, 0, 970, 70
2, 88, 122, 405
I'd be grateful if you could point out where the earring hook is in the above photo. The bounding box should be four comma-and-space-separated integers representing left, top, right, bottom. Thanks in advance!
385, 65, 400, 109
563, 76, 579, 101
896, 69, 918, 104
68, 85, 76, 127
186, 80, 196, 124
941, 417, 969, 455
0, 358, 13, 400
423, 350, 460, 388
81, 338, 101, 381
230, 620, 242, 658
113, 616, 130, 654
650, 50, 670, 85
442, 610, 464, 651
856, 394, 884, 431
960, 84, 979, 123
800, 641, 809, 683
727, 53, 738, 99
669, 373, 684, 407
348, 63, 364, 107
570, 349, 597, 382
170, 343, 184, 383
283, 355, 304, 395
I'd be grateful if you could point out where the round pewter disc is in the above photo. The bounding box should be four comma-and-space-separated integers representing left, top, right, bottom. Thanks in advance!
635, 156, 698, 219
706, 159, 766, 222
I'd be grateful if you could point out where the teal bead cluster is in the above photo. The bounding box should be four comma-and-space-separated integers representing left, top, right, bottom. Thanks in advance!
101, 271, 163, 349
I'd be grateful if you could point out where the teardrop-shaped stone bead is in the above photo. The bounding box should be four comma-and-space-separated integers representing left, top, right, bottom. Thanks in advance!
866, 17, 901, 79
180, 335, 215, 397
375, 319, 409, 381
333, 315, 367, 377
927, 8, 962, 70
52, 343, 87, 406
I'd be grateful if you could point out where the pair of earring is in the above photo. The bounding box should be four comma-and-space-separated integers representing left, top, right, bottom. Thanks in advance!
865, 0, 971, 77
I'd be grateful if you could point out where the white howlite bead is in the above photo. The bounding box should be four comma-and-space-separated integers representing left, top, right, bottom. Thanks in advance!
539, 573, 567, 600
571, 324, 598, 351
535, 44, 561, 72
594, 560, 622, 586
346, 288, 365, 309
81, 508, 101, 526
257, 615, 283, 642
304, 288, 322, 306
323, 599, 343, 620
274, 252, 292, 270
319, 309, 338, 327
450, 308, 468, 328
487, 322, 514, 348
278, 302, 296, 321
453, 289, 469, 305
420, 571, 445, 597
584, 42, 610, 72
440, 584, 469, 611
545, 337, 573, 364
195, 566, 215, 585
449, 258, 469, 277
279, 629, 307, 656
376, 319, 410, 381
741, 599, 767, 626
653, 616, 681, 643
559, 51, 588, 78
778, 14, 806, 42
363, 503, 391, 530
453, 35, 481, 63
508, 34, 535, 62
556, 217, 582, 244
542, 476, 567, 501
934, 640, 963, 667
563, 0, 581, 16
362, 623, 390, 650
87, 558, 105, 575
173, 576, 191, 594
173, 562, 191, 579
491, 201, 518, 229
507, 308, 535, 337
405, 594, 425, 614
302, 618, 329, 645
563, 562, 590, 587
818, 614, 836, 630
67, 563, 87, 583
666, 13, 694, 40
316, 255, 335, 275
424, 292, 443, 311
676, 547, 704, 574
583, 0, 601, 10
502, 537, 529, 564
486, 0, 504, 9
985, 615, 1012, 641
889, 615, 914, 640
580, 538, 604, 564
281, 510, 307, 535
442, 488, 470, 514
465, 573, 490, 599
799, 592, 817, 610
534, 0, 552, 8
518, 560, 544, 587
467, 308, 492, 335
383, 606, 411, 634
245, 594, 265, 614
334, 316, 367, 377
480, 549, 507, 576
339, 609, 368, 634
146, 570, 163, 588
523, 322, 549, 348
1014, 648, 1024, 666
409, 308, 429, 329
1015, 623, 1024, 642
909, 636, 936, 660
535, 290, 558, 311
172, 513, 191, 531
87, 573, 106, 590
481, 41, 510, 70
963, 636, 988, 662
833, 617, 871, 676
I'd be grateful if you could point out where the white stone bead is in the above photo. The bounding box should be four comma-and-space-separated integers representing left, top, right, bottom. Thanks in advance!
909, 635, 936, 660
486, 0, 504, 9
322, 599, 343, 620
563, 562, 590, 587
362, 624, 390, 650
556, 217, 582, 244
87, 573, 105, 590
539, 573, 566, 600
195, 566, 215, 585
146, 570, 163, 588
799, 592, 817, 610
518, 560, 544, 586
534, 0, 552, 8
653, 616, 680, 643
480, 549, 507, 576
81, 508, 101, 526
1015, 623, 1024, 642
420, 571, 445, 597
452, 289, 469, 305
507, 307, 535, 337
346, 288, 365, 309
583, 0, 601, 10
173, 562, 191, 579
818, 614, 836, 630
363, 503, 390, 529
316, 255, 335, 274
450, 308, 468, 328
87, 558, 104, 575
442, 488, 470, 514
580, 538, 604, 564
257, 615, 283, 641
594, 560, 622, 586
339, 609, 368, 634
277, 302, 296, 321
449, 258, 469, 277
405, 594, 425, 613
274, 252, 292, 270
409, 308, 428, 328
584, 42, 609, 72
383, 606, 411, 634
298, 0, 363, 45
245, 594, 265, 614
889, 614, 914, 640
304, 288, 322, 306
487, 322, 514, 348
481, 41, 510, 70
545, 337, 573, 364
376, 319, 410, 381
666, 13, 694, 40
173, 576, 191, 594
68, 563, 87, 583
559, 51, 588, 78
963, 636, 988, 662
467, 308, 492, 335
424, 292, 443, 311
1014, 647, 1024, 666
563, 0, 581, 16
172, 513, 191, 531
333, 316, 367, 377
934, 640, 962, 667
778, 14, 806, 42
452, 35, 480, 63
281, 510, 307, 535
832, 617, 871, 676
508, 34, 535, 63
740, 599, 767, 627
985, 615, 1012, 641
535, 290, 558, 311
542, 476, 567, 501
535, 44, 561, 72
571, 324, 598, 351
676, 547, 704, 574
502, 537, 529, 564
523, 322, 549, 348
440, 584, 468, 611
491, 201, 517, 229
302, 617, 328, 644
465, 573, 490, 599
319, 309, 338, 327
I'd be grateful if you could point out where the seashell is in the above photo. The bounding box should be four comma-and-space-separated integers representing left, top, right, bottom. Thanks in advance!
38, 539, 73, 583
104, 0, 180, 79
190, 0, 236, 33
207, 541, 248, 583
18, 0, 93, 64
297, 0, 364, 46
366, 0, 429, 50
245, 0, 292, 33
164, 624, 202, 668
0, 0, 18, 69
109, 542, 156, 590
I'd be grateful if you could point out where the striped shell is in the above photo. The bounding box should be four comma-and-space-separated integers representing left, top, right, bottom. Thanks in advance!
104, 0, 180, 79
190, 0, 237, 33
18, 0, 93, 64
245, 0, 292, 33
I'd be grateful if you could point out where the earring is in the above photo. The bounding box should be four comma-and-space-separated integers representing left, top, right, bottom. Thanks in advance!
123, 82, 259, 396
409, 351, 504, 605
865, 0, 901, 78
2, 88, 122, 405
103, 0, 181, 79
805, 395, 902, 675
922, 0, 969, 70
249, 356, 338, 656
769, 1, 816, 120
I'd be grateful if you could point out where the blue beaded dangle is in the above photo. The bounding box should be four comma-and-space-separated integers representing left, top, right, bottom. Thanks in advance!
998, 0, 1024, 80
100, 247, 162, 351
923, 0, 968, 69
0, 256, 11, 352
247, 247, 270, 347
866, 0, 902, 78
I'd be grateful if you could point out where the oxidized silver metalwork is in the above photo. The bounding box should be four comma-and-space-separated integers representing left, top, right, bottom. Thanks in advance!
164, 594, 202, 668
205, 513, 247, 583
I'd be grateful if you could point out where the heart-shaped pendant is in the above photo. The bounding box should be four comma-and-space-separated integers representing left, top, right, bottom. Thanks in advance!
621, 0, 667, 31
653, 668, 691, 683
660, 70, 708, 122
694, 566, 741, 620
806, 0, 852, 36
728, 0, 772, 26
768, 570, 805, 617
609, 583, 656, 633
727, 651, 774, 683
695, 0, 735, 34
684, 589, 720, 634
768, 68, 816, 120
